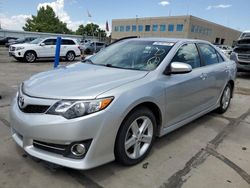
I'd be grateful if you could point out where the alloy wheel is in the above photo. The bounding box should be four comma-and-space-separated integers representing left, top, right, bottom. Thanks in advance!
124, 116, 153, 159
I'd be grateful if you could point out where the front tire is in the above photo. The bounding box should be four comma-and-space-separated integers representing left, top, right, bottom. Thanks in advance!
66, 51, 75, 61
115, 107, 156, 166
24, 51, 36, 63
217, 84, 232, 114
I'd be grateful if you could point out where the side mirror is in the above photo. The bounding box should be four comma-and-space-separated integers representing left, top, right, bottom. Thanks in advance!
170, 62, 192, 74
40, 43, 45, 46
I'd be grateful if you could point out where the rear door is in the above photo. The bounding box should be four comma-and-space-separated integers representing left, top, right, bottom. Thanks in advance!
197, 43, 228, 105
164, 43, 212, 127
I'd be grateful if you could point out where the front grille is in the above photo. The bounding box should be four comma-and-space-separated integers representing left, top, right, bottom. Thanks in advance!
19, 105, 50, 113
237, 54, 250, 62
33, 140, 68, 155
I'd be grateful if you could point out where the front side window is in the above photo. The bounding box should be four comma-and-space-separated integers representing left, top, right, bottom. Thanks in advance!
43, 39, 56, 45
168, 24, 174, 32
198, 43, 219, 65
152, 25, 158, 32
145, 25, 151, 32
171, 43, 201, 69
89, 40, 174, 71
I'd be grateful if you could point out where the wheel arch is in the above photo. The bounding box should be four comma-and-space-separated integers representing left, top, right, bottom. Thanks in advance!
117, 101, 163, 138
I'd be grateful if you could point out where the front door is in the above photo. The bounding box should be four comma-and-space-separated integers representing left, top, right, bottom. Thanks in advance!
164, 43, 212, 127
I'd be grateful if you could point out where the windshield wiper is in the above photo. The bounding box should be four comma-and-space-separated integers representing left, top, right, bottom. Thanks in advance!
81, 59, 94, 64
104, 64, 142, 71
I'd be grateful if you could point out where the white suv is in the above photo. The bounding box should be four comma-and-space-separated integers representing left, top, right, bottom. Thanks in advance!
9, 37, 81, 63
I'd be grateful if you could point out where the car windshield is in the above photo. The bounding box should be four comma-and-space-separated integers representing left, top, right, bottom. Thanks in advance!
88, 40, 174, 71
30, 38, 43, 44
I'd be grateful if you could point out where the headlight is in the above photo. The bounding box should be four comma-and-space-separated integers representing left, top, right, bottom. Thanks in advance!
16, 47, 24, 51
46, 97, 114, 119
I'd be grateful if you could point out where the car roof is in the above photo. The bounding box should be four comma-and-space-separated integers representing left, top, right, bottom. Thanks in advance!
125, 37, 210, 44
43, 37, 77, 40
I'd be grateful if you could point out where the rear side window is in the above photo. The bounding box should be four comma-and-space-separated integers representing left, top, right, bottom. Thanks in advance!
171, 43, 201, 69
198, 43, 219, 65
62, 39, 76, 45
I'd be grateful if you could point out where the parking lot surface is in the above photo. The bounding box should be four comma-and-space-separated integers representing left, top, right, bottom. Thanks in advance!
0, 47, 250, 188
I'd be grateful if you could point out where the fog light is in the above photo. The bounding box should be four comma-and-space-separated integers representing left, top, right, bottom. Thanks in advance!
71, 143, 86, 156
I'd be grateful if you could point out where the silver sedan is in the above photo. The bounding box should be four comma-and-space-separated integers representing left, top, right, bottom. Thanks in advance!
10, 38, 236, 169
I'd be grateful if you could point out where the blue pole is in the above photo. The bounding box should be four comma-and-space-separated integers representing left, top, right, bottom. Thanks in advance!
54, 36, 62, 68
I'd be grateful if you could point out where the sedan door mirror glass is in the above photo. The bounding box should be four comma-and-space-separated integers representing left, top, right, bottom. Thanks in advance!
170, 62, 192, 74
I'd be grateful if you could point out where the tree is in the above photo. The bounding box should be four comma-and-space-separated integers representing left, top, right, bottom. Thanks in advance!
23, 5, 72, 34
75, 23, 107, 38
75, 24, 85, 35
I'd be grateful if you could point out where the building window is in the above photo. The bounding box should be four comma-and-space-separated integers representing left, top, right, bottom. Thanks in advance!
152, 24, 158, 32
138, 25, 143, 32
126, 25, 130, 32
132, 25, 137, 32
114, 26, 119, 32
215, 38, 220, 44
120, 26, 124, 32
198, 26, 202, 34
195, 26, 199, 33
191, 25, 195, 32
168, 24, 174, 32
145, 25, 151, 32
160, 24, 166, 32
176, 24, 184, 32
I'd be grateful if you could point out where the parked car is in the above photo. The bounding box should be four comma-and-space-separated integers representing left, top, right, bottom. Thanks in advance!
81, 41, 106, 54
0, 37, 18, 45
216, 45, 233, 57
10, 38, 236, 170
230, 32, 250, 72
5, 37, 37, 47
239, 30, 250, 39
9, 37, 81, 63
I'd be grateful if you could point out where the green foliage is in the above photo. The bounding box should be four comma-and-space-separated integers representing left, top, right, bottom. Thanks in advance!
75, 23, 107, 37
23, 6, 72, 34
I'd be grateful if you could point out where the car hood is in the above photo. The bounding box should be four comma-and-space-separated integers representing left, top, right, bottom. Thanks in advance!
23, 63, 148, 99
11, 43, 35, 47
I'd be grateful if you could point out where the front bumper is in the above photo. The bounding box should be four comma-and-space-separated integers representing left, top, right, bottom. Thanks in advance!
9, 50, 24, 58
10, 94, 120, 170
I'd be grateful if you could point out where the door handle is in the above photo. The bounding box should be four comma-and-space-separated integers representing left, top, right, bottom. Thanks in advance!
200, 73, 208, 80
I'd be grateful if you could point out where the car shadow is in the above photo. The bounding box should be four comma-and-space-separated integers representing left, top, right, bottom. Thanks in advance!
237, 72, 250, 79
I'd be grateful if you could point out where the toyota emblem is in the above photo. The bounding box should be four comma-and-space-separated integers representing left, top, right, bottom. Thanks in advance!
18, 95, 25, 109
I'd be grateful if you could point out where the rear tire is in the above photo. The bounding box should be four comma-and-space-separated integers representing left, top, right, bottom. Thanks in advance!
217, 84, 232, 114
66, 51, 75, 61
115, 107, 156, 166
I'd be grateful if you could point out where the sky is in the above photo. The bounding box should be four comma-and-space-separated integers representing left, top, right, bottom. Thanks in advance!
0, 0, 249, 32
